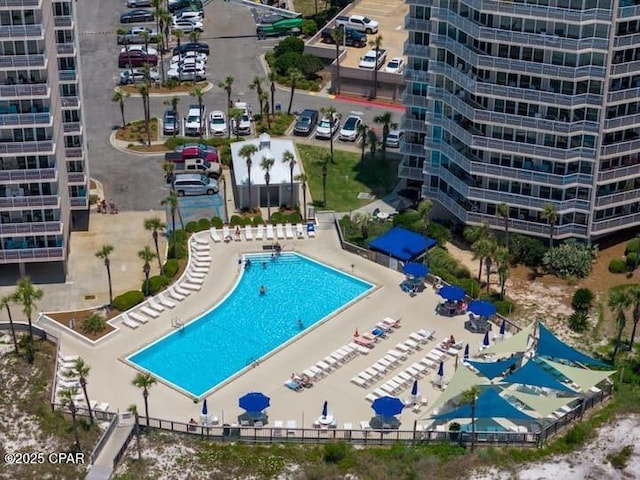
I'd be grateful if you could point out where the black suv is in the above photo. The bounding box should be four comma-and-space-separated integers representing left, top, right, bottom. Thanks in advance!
172, 42, 210, 56
168, 0, 202, 13
294, 109, 319, 136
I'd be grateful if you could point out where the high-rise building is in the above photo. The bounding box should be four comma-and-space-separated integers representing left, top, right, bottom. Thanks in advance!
0, 0, 88, 276
401, 0, 640, 241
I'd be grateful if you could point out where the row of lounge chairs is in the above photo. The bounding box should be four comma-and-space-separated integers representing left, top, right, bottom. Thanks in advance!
352, 317, 402, 348
298, 343, 367, 384
211, 223, 316, 243
55, 354, 109, 414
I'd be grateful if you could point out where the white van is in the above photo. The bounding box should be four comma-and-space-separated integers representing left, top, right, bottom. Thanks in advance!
173, 173, 219, 196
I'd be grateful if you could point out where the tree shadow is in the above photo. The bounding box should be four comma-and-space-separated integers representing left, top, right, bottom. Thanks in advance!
527, 267, 545, 281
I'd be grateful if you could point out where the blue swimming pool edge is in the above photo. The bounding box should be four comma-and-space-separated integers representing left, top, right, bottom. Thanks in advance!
122, 251, 379, 401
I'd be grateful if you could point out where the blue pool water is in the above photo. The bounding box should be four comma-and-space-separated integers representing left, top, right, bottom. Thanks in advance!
128, 252, 374, 397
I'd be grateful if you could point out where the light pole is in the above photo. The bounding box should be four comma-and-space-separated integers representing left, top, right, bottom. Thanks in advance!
221, 175, 228, 224
270, 80, 276, 119
143, 261, 150, 296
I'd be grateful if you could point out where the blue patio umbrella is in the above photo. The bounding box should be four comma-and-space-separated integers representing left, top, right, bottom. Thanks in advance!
483, 330, 490, 347
468, 300, 497, 317
239, 392, 270, 412
437, 360, 444, 377
411, 380, 419, 397
500, 319, 506, 335
321, 401, 328, 418
403, 262, 429, 278
463, 344, 470, 360
372, 396, 405, 417
438, 285, 466, 302
202, 399, 208, 416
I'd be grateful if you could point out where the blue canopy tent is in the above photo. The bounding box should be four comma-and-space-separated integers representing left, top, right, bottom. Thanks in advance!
501, 360, 576, 393
403, 262, 429, 278
369, 227, 437, 261
431, 389, 535, 421
438, 285, 466, 302
537, 323, 609, 367
468, 300, 497, 317
466, 354, 523, 380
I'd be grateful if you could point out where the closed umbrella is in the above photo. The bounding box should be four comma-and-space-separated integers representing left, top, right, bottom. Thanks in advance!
403, 262, 428, 278
483, 330, 490, 347
321, 400, 328, 419
468, 300, 497, 317
463, 344, 470, 360
411, 380, 419, 397
438, 285, 466, 301
200, 399, 210, 425
437, 360, 444, 377
500, 319, 506, 336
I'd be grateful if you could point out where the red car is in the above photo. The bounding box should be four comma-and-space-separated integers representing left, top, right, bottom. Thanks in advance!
181, 145, 218, 163
118, 50, 158, 68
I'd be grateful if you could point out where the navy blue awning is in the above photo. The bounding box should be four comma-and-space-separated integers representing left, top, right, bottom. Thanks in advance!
432, 388, 534, 421
369, 227, 437, 261
536, 323, 609, 367
466, 354, 523, 380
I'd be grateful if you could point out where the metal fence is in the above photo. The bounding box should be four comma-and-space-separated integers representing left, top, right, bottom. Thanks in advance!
90, 414, 120, 464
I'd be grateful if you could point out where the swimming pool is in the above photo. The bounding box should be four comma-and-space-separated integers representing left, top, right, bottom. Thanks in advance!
128, 252, 374, 397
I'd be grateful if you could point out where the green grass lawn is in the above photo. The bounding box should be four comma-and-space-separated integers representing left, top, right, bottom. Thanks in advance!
296, 144, 399, 212
292, 0, 329, 17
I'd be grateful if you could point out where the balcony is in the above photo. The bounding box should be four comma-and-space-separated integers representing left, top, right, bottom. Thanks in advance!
0, 54, 46, 69
592, 211, 640, 234
619, 4, 640, 18
598, 164, 640, 182
65, 147, 83, 158
56, 44, 75, 56
59, 70, 77, 82
63, 122, 81, 134
404, 68, 429, 83
0, 112, 51, 127
403, 41, 429, 59
404, 18, 431, 33
0, 140, 54, 155
70, 197, 88, 208
60, 97, 79, 108
0, 247, 65, 263
402, 118, 427, 132
611, 60, 640, 76
0, 221, 62, 236
398, 164, 424, 181
53, 16, 73, 28
0, 168, 56, 182
477, 0, 611, 22
596, 188, 640, 207
0, 195, 59, 209
0, 83, 48, 98
0, 25, 43, 39
474, 81, 602, 109
0, 0, 40, 5
604, 113, 640, 130
601, 138, 640, 157
609, 88, 640, 103
67, 172, 86, 184
467, 211, 589, 239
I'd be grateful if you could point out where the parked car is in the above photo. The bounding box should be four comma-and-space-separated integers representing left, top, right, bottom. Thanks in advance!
173, 42, 210, 56
385, 129, 404, 148
315, 114, 340, 139
231, 102, 252, 136
173, 10, 204, 23
339, 115, 362, 141
172, 5, 204, 18
169, 57, 206, 71
127, 0, 152, 7
293, 108, 319, 136
174, 143, 216, 154
320, 26, 367, 48
118, 50, 158, 68
172, 18, 203, 33
168, 0, 203, 13
167, 65, 206, 82
117, 26, 157, 44
184, 104, 206, 136
384, 57, 405, 74
120, 9, 154, 23
173, 173, 218, 196
120, 45, 158, 56
170, 51, 207, 64
359, 48, 387, 70
119, 68, 160, 85
208, 111, 227, 136
163, 109, 179, 136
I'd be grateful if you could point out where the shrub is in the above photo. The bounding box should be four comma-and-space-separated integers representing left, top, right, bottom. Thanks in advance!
252, 216, 264, 226
626, 252, 639, 270
510, 234, 547, 267
609, 258, 627, 274
210, 216, 223, 228
287, 212, 302, 224
606, 445, 634, 470
572, 288, 595, 312
168, 229, 188, 259
543, 240, 597, 279
163, 259, 179, 278
426, 221, 452, 246
494, 299, 516, 316
299, 54, 324, 79
185, 221, 199, 233
113, 290, 145, 311
229, 215, 243, 226
323, 442, 348, 464
274, 36, 305, 57
141, 275, 170, 296
82, 313, 106, 335
271, 211, 285, 224
274, 52, 302, 76
241, 216, 253, 226
452, 277, 480, 298
301, 19, 317, 36
393, 210, 422, 232
568, 311, 589, 333
197, 218, 211, 231
625, 238, 640, 256
428, 247, 471, 279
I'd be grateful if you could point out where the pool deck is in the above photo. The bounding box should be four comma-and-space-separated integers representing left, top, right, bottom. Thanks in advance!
52, 225, 487, 430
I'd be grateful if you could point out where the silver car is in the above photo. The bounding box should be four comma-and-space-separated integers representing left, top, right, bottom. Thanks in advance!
386, 129, 404, 148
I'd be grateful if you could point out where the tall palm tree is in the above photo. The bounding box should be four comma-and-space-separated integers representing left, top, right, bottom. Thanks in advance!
496, 246, 510, 300
321, 154, 329, 206
0, 294, 19, 354
111, 91, 130, 129
229, 107, 244, 141
59, 387, 81, 452
260, 156, 274, 219
496, 202, 510, 250
15, 276, 43, 349
140, 31, 150, 60
161, 190, 182, 236
144, 217, 165, 274
625, 286, 640, 351
172, 28, 184, 51
154, 34, 165, 85
190, 86, 205, 135
239, 144, 258, 210
118, 28, 133, 70
151, 0, 162, 36
472, 236, 496, 285
261, 91, 271, 129
189, 30, 201, 44
282, 150, 296, 209
137, 83, 151, 146
369, 35, 383, 99
249, 76, 264, 118
218, 75, 234, 138
609, 289, 631, 362
417, 199, 433, 239
95, 245, 115, 307
287, 68, 303, 115
158, 10, 172, 48
295, 172, 308, 221
128, 404, 143, 460
373, 111, 396, 162
268, 71, 276, 119
132, 372, 157, 426
163, 96, 180, 137
367, 129, 378, 159
139, 246, 157, 296
541, 203, 558, 250
461, 386, 480, 452
321, 105, 339, 164
65, 358, 93, 425
330, 27, 345, 94
357, 123, 369, 169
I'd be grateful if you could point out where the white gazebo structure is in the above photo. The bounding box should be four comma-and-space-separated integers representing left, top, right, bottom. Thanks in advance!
230, 133, 302, 211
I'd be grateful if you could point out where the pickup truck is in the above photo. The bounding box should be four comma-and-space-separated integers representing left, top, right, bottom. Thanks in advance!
335, 14, 379, 34
359, 48, 387, 70
256, 14, 302, 40
320, 26, 367, 47
117, 26, 158, 45
170, 157, 221, 179
184, 104, 205, 136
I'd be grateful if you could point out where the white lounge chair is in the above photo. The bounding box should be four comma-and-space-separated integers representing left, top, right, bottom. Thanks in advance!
245, 225, 253, 240
181, 281, 201, 291
351, 376, 368, 388
210, 227, 222, 243
295, 223, 304, 239
58, 354, 80, 363
285, 223, 294, 239
122, 314, 140, 329
193, 253, 212, 262
191, 265, 208, 274
307, 222, 316, 238
186, 275, 204, 285
222, 225, 232, 242
157, 293, 176, 308
192, 259, 209, 269
348, 342, 370, 355
139, 306, 159, 318
188, 269, 206, 279
147, 297, 164, 312
276, 223, 285, 239
174, 284, 191, 296
129, 311, 149, 324
191, 243, 209, 253
256, 224, 264, 240
194, 236, 208, 246
169, 286, 186, 301
266, 224, 274, 240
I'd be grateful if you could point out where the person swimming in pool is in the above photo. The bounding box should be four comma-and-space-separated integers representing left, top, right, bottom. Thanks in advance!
259, 285, 266, 295
297, 319, 304, 329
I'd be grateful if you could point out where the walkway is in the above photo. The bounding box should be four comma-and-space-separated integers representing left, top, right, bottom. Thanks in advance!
86, 416, 134, 480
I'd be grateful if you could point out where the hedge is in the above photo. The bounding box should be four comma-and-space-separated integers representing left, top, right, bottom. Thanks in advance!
168, 229, 188, 259
197, 218, 211, 231
141, 275, 170, 296
185, 221, 199, 233
625, 238, 640, 256
626, 252, 639, 270
609, 258, 627, 274
163, 259, 179, 278
252, 216, 264, 226
211, 216, 224, 228
287, 212, 302, 224
113, 290, 145, 311
271, 211, 285, 224
230, 215, 243, 226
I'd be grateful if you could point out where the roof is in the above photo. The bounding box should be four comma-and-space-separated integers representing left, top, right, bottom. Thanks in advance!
466, 354, 523, 380
368, 227, 437, 261
480, 322, 535, 356
536, 323, 609, 368
424, 364, 490, 416
541, 358, 616, 392
230, 135, 301, 186
431, 388, 535, 421
504, 389, 579, 418
501, 359, 576, 393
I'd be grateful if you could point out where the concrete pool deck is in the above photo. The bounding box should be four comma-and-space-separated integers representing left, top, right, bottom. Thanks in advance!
48, 224, 489, 429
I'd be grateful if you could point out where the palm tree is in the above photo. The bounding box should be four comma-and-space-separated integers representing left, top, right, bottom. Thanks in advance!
239, 144, 258, 210
461, 386, 481, 452
282, 150, 296, 209
295, 172, 308, 221
172, 28, 184, 51
137, 83, 151, 146
249, 76, 264, 118
373, 111, 396, 162
59, 387, 82, 452
158, 10, 172, 49
218, 75, 234, 138
128, 404, 143, 460
259, 91, 271, 130
472, 236, 496, 285
268, 71, 276, 119
140, 31, 150, 60
151, 0, 162, 35
95, 245, 115, 307
357, 123, 369, 169
118, 28, 133, 69
139, 246, 157, 296
15, 276, 43, 349
190, 86, 205, 135
330, 27, 345, 94
321, 154, 329, 206
496, 202, 510, 250
541, 203, 558, 250
609, 289, 631, 362
132, 372, 157, 426
321, 105, 339, 164
417, 199, 433, 238
144, 217, 165, 274
154, 34, 165, 85
189, 30, 201, 44
163, 161, 175, 188
163, 96, 180, 137
111, 91, 130, 129
229, 107, 244, 141
161, 190, 183, 238
496, 246, 510, 300
287, 68, 303, 115
66, 358, 93, 425
0, 294, 19, 354
369, 35, 383, 99
367, 129, 378, 159
625, 286, 640, 351
260, 156, 275, 219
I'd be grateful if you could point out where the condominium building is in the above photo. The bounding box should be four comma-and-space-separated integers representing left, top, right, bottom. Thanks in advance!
401, 0, 640, 241
0, 0, 88, 276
